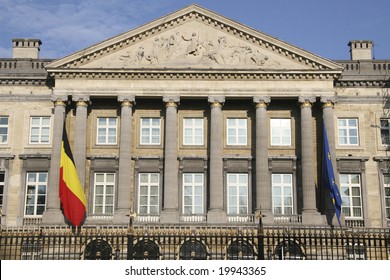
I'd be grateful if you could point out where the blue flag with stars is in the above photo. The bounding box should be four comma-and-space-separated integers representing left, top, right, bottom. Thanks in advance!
322, 122, 342, 227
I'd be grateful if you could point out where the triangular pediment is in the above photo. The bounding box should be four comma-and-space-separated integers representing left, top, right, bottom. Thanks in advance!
46, 5, 342, 72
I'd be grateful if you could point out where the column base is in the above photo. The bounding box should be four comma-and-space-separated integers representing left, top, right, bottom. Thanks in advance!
41, 209, 66, 226
207, 209, 227, 224
160, 209, 180, 224
257, 210, 274, 225
302, 211, 325, 226
113, 210, 131, 225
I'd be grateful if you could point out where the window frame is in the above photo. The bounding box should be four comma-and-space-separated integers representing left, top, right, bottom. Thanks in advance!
270, 118, 292, 146
96, 117, 118, 145
226, 118, 247, 146
138, 173, 160, 215
271, 174, 294, 215
340, 174, 363, 219
337, 118, 359, 146
380, 118, 390, 146
93, 172, 116, 215
29, 116, 51, 145
182, 173, 204, 215
140, 117, 161, 145
383, 174, 390, 220
0, 116, 9, 144
227, 173, 249, 215
183, 118, 204, 146
24, 172, 48, 217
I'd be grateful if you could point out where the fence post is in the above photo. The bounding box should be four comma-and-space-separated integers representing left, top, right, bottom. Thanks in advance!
256, 211, 265, 260
127, 213, 135, 260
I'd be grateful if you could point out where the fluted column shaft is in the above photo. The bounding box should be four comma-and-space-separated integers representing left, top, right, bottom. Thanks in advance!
42, 96, 67, 225
253, 96, 272, 222
72, 96, 89, 186
160, 96, 180, 223
114, 96, 135, 223
207, 96, 226, 223
299, 97, 320, 218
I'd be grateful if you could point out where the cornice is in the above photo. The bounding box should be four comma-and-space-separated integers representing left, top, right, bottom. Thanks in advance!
48, 68, 340, 81
0, 76, 49, 86
335, 80, 390, 88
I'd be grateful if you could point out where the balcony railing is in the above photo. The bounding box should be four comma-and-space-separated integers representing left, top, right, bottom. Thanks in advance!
180, 214, 207, 223
23, 217, 42, 226
227, 214, 255, 223
135, 215, 160, 223
345, 218, 365, 228
273, 215, 302, 224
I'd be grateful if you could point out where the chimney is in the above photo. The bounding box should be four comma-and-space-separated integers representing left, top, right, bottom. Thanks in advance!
348, 40, 373, 60
12, 38, 42, 59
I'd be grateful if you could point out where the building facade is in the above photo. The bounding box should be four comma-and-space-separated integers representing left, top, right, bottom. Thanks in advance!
1, 5, 389, 233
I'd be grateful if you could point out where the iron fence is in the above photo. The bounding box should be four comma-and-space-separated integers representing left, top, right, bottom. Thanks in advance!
0, 225, 389, 260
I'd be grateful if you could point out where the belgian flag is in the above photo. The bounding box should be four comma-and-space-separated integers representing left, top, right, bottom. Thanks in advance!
59, 126, 87, 226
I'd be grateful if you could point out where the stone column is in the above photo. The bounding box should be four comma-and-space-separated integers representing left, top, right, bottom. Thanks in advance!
160, 96, 180, 223
321, 96, 343, 226
72, 96, 89, 187
253, 96, 273, 224
207, 96, 226, 223
299, 96, 323, 225
114, 95, 135, 224
42, 95, 68, 225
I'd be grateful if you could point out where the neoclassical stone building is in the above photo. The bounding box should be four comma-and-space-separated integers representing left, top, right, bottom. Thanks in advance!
1, 4, 389, 230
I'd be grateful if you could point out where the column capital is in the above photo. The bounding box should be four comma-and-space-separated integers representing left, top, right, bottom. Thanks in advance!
320, 96, 338, 108
72, 95, 90, 107
208, 96, 225, 107
163, 96, 180, 107
51, 95, 68, 106
298, 96, 316, 108
118, 95, 135, 107
253, 96, 271, 108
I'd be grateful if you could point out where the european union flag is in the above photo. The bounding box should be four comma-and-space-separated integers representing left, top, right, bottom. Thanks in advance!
322, 122, 342, 227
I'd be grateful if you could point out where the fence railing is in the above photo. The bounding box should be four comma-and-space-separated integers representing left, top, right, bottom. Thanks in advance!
1, 225, 389, 260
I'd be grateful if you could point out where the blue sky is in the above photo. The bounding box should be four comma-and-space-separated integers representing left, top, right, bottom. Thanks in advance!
0, 0, 389, 60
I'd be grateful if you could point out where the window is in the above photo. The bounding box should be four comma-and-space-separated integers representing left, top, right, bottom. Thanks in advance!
97, 117, 117, 145
338, 118, 359, 145
182, 173, 204, 215
138, 173, 159, 215
93, 173, 115, 215
227, 174, 248, 215
0, 116, 9, 144
183, 118, 203, 145
270, 119, 291, 146
0, 172, 4, 207
340, 174, 363, 218
24, 172, 47, 216
140, 118, 161, 145
272, 174, 293, 215
29, 117, 50, 144
380, 119, 390, 145
227, 118, 247, 145
383, 174, 390, 219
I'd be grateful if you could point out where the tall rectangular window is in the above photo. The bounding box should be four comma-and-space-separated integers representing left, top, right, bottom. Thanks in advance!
183, 118, 204, 145
380, 119, 390, 145
138, 173, 159, 215
140, 118, 161, 145
383, 174, 390, 219
340, 174, 363, 218
272, 174, 293, 215
0, 172, 4, 208
227, 118, 247, 145
24, 172, 47, 216
0, 116, 9, 144
270, 119, 291, 146
29, 117, 50, 144
182, 173, 204, 215
338, 118, 359, 145
97, 117, 117, 145
227, 174, 248, 215
93, 173, 115, 214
